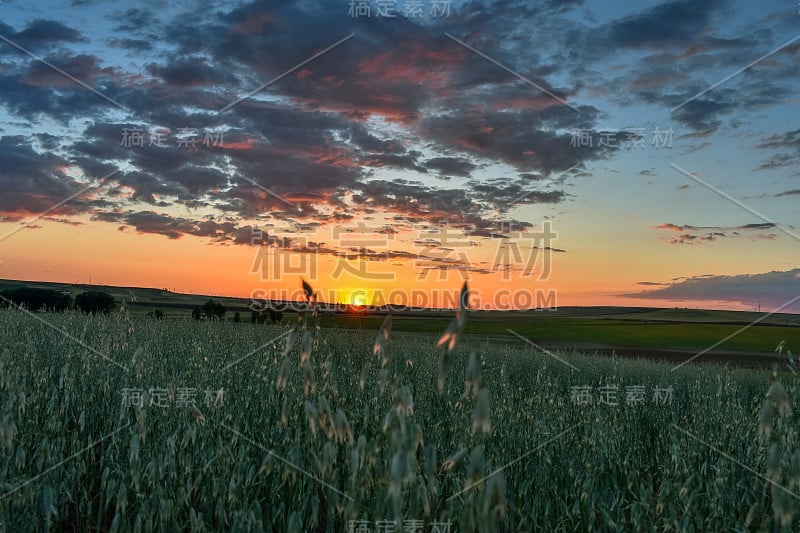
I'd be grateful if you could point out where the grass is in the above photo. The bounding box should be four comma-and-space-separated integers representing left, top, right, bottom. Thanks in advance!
317, 314, 800, 355
0, 305, 798, 531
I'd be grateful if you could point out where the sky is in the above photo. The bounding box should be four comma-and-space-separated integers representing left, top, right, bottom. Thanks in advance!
0, 0, 798, 311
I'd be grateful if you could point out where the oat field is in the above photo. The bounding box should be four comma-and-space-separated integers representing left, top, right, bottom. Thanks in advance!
0, 303, 798, 532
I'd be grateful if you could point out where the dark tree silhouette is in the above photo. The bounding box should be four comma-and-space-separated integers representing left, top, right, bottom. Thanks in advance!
201, 299, 226, 320
272, 309, 283, 323
0, 288, 72, 312
75, 291, 115, 314
234, 311, 241, 323
192, 307, 202, 320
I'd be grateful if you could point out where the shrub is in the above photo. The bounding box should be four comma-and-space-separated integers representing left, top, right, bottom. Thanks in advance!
74, 291, 115, 314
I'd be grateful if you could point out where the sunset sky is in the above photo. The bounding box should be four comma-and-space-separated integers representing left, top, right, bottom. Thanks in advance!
0, 0, 798, 311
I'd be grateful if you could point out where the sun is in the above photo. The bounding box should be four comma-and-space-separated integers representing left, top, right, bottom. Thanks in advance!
349, 289, 369, 307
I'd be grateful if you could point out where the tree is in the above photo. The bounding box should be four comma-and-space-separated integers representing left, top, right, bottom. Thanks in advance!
192, 307, 202, 320
250, 310, 258, 324
262, 307, 283, 324
234, 311, 241, 323
154, 310, 164, 320
0, 288, 71, 312
201, 299, 226, 320
74, 291, 115, 314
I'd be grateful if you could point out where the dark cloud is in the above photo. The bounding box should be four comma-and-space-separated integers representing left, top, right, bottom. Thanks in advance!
623, 269, 800, 312
421, 106, 606, 174
755, 129, 800, 172
95, 210, 237, 240
0, 19, 85, 50
348, 125, 405, 154
0, 51, 123, 122
0, 136, 81, 220
757, 129, 800, 149
424, 157, 477, 177
670, 95, 735, 132
603, 0, 728, 50
107, 38, 154, 52
653, 222, 781, 244
109, 8, 159, 33
147, 57, 237, 87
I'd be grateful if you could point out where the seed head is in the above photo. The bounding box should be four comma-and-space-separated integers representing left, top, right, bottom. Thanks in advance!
276, 357, 291, 390
191, 405, 205, 426
768, 380, 791, 416
334, 408, 354, 446
304, 400, 318, 435
471, 388, 491, 434
282, 328, 297, 357
441, 448, 468, 472
281, 397, 289, 428
301, 330, 313, 365
465, 351, 481, 399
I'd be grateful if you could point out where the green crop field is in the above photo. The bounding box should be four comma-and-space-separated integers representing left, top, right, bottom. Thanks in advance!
317, 315, 800, 358
0, 304, 799, 531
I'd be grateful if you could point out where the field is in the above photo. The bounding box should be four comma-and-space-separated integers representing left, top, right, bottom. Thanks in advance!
1, 304, 799, 532
3, 279, 799, 368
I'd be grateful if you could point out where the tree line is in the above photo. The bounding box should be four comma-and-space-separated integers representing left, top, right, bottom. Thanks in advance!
190, 299, 283, 323
1, 289, 284, 324
0, 288, 115, 313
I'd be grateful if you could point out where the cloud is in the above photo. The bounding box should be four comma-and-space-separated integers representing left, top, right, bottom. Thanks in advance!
146, 57, 238, 87
653, 222, 781, 244
623, 268, 800, 312
94, 210, 237, 240
755, 129, 800, 171
423, 157, 477, 177
0, 136, 82, 220
0, 19, 85, 50
0, 0, 794, 278
602, 0, 728, 50
109, 8, 159, 33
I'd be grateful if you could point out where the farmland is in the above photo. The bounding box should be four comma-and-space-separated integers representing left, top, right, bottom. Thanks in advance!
0, 304, 798, 531
2, 278, 798, 368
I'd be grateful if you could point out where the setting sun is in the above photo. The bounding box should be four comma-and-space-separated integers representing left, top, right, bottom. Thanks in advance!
349, 289, 369, 307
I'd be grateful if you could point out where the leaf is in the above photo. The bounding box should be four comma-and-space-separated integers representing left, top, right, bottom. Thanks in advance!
381, 314, 392, 338
441, 448, 469, 471
459, 281, 469, 312
302, 279, 314, 301
282, 329, 297, 357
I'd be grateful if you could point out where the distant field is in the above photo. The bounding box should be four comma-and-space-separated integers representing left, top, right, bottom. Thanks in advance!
316, 315, 799, 359
2, 278, 799, 363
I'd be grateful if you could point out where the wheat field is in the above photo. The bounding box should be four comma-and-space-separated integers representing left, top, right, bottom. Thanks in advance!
0, 301, 798, 532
